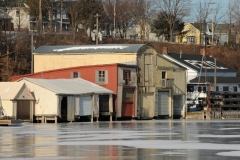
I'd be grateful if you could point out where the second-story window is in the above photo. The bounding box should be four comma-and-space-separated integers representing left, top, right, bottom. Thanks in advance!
95, 70, 108, 84
16, 10, 20, 17
123, 70, 131, 85
70, 72, 80, 78
162, 71, 166, 79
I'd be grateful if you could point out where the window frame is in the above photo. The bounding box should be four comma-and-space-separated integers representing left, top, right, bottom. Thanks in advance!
16, 10, 20, 17
95, 70, 108, 85
123, 70, 131, 85
223, 86, 229, 92
162, 71, 167, 79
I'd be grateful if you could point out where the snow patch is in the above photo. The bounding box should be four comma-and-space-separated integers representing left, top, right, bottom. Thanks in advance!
53, 46, 129, 52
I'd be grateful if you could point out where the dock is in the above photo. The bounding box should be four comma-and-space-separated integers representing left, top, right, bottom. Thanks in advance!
0, 119, 22, 126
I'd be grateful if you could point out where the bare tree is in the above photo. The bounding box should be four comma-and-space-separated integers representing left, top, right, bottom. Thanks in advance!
156, 0, 190, 42
104, 0, 145, 39
194, 0, 211, 23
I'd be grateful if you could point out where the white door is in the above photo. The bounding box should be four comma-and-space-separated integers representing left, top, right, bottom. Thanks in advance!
80, 96, 92, 116
158, 91, 169, 116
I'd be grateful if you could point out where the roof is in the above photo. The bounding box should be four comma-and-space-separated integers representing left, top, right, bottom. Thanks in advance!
34, 44, 146, 54
189, 22, 207, 32
163, 53, 237, 73
190, 76, 240, 84
0, 82, 33, 100
21, 78, 113, 95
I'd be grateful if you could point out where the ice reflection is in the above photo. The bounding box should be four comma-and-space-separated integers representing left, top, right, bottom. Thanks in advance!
0, 120, 240, 159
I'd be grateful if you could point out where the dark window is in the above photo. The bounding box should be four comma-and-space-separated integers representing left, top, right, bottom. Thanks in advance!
123, 70, 131, 85
223, 86, 229, 91
73, 72, 78, 78
162, 71, 166, 79
137, 76, 140, 83
70, 72, 80, 78
187, 86, 194, 92
197, 86, 202, 92
233, 86, 237, 92
216, 86, 219, 91
202, 87, 206, 92
16, 10, 20, 17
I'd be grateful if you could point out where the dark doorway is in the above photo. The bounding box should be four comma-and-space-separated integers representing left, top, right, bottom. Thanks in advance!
61, 97, 67, 121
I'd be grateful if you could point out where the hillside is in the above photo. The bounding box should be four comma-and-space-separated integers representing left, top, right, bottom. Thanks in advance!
0, 33, 239, 81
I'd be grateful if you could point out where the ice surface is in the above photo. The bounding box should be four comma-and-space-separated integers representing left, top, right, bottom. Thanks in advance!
1, 120, 240, 159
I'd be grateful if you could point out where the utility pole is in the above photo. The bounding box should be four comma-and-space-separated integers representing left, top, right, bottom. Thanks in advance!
113, 1, 116, 38
214, 57, 217, 91
31, 34, 33, 73
60, 0, 63, 33
210, 3, 215, 44
39, 0, 42, 34
94, 14, 101, 45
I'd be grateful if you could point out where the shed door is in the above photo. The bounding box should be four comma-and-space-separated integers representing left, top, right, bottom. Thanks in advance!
158, 91, 169, 116
173, 95, 183, 117
17, 100, 30, 120
80, 96, 92, 116
122, 88, 135, 117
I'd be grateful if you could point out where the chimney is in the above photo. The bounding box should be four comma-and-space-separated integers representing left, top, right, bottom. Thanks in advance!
200, 48, 205, 55
162, 47, 168, 54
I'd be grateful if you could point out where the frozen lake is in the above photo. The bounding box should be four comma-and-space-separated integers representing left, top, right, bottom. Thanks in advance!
1, 120, 240, 160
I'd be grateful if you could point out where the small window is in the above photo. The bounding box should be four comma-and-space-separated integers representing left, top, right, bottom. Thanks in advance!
16, 10, 20, 17
70, 72, 80, 78
73, 72, 79, 78
216, 86, 219, 91
98, 71, 105, 83
233, 86, 237, 92
198, 86, 202, 92
202, 87, 206, 92
162, 71, 166, 79
187, 86, 194, 92
123, 70, 131, 85
223, 86, 229, 91
95, 70, 108, 84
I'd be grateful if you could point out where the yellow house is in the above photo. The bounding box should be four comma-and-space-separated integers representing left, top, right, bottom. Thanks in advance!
176, 23, 206, 44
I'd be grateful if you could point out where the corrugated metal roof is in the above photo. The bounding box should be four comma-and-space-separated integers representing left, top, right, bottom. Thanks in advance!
34, 44, 145, 54
22, 78, 113, 95
0, 82, 24, 100
190, 76, 240, 84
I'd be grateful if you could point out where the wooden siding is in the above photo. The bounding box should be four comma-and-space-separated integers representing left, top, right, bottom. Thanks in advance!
34, 54, 136, 73
173, 70, 186, 95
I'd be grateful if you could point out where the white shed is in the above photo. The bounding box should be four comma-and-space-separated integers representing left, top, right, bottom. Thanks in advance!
0, 82, 35, 121
18, 78, 114, 123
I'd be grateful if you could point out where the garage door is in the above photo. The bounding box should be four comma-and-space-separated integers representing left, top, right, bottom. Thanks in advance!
173, 95, 183, 117
80, 96, 92, 116
158, 91, 169, 116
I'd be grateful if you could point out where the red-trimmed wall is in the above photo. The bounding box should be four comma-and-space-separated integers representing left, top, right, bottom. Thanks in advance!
12, 64, 118, 94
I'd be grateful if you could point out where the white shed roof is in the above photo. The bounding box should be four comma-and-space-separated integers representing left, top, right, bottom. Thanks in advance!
0, 82, 34, 100
21, 78, 113, 95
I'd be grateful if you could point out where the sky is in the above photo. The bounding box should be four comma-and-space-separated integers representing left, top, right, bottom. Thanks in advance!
185, 0, 230, 23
